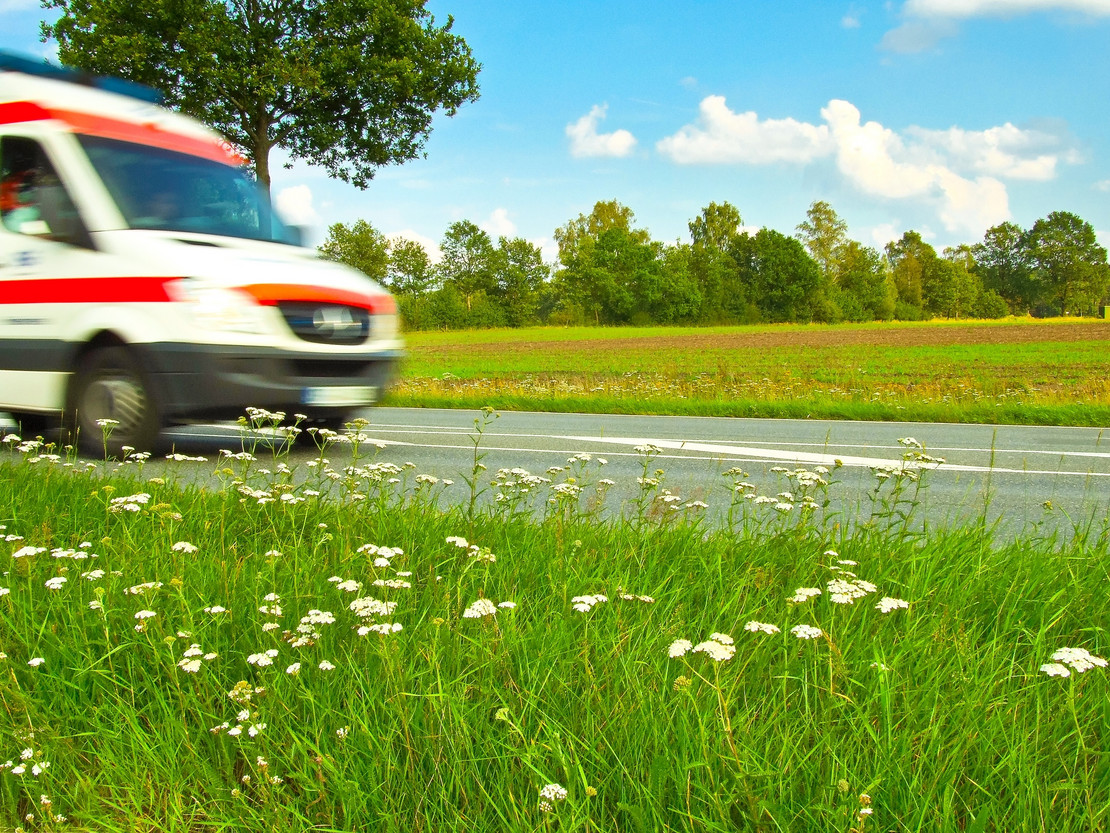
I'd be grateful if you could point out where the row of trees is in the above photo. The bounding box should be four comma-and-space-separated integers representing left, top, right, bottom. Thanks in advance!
320, 201, 1110, 330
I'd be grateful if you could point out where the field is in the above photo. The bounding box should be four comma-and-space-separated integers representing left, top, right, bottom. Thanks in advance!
1, 420, 1108, 831
387, 318, 1110, 425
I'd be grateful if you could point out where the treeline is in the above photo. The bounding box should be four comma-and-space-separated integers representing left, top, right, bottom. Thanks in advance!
318, 200, 1110, 330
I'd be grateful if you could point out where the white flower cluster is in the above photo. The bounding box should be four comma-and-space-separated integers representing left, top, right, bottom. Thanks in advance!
744, 621, 780, 635
177, 643, 218, 673
462, 598, 515, 619
538, 782, 569, 812
1040, 647, 1107, 678
571, 594, 608, 613
669, 632, 736, 662
108, 492, 151, 513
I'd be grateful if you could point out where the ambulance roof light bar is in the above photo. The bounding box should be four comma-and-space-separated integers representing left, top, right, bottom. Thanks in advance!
0, 50, 162, 105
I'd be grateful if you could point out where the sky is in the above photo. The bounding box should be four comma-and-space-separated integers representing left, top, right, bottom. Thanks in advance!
2, 0, 1110, 263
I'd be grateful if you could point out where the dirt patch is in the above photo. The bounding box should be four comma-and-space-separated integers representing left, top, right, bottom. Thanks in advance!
420, 322, 1110, 357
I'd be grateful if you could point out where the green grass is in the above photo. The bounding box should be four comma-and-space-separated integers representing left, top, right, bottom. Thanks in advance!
1, 423, 1108, 831
387, 319, 1110, 426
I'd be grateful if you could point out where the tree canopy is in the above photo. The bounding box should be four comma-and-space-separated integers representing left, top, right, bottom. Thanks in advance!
43, 0, 481, 195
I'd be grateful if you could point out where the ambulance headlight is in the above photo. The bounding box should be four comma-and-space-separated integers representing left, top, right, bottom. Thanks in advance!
166, 279, 268, 334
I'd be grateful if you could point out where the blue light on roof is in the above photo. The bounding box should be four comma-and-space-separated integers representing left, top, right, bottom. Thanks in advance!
0, 50, 162, 104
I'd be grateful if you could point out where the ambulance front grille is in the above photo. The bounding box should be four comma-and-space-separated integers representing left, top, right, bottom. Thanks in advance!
277, 302, 371, 345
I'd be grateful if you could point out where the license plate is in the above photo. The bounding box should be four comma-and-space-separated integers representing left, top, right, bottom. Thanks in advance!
301, 385, 377, 407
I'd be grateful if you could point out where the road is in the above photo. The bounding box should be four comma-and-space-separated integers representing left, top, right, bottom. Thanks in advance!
7, 407, 1110, 540
152, 408, 1110, 541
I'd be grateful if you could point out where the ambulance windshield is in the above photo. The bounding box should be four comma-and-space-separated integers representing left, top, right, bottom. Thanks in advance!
77, 135, 299, 244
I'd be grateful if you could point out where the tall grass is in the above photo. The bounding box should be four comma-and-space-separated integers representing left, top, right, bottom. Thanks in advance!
0, 419, 1107, 831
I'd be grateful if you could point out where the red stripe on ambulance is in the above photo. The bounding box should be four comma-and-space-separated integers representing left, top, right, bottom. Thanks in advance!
1, 276, 179, 303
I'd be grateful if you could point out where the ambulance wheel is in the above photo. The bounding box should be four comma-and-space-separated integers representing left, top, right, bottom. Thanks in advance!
69, 347, 162, 458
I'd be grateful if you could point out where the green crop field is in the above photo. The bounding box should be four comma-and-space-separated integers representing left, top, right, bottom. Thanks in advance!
387, 318, 1110, 426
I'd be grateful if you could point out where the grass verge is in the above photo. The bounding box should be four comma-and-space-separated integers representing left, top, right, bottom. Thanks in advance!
0, 422, 1108, 831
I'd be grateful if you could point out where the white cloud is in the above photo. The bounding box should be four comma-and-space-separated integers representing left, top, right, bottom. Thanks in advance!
1094, 179, 1110, 191
656, 95, 834, 164
821, 99, 1010, 235
884, 0, 1110, 50
659, 97, 1065, 237
0, 0, 38, 12
480, 207, 517, 239
842, 3, 864, 27
904, 0, 1110, 18
273, 184, 319, 227
566, 105, 637, 159
867, 222, 904, 249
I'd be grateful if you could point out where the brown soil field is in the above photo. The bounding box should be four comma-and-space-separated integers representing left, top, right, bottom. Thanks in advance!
438, 321, 1110, 357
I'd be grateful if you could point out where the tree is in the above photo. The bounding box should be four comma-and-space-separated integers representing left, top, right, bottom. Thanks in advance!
493, 237, 548, 326
43, 0, 481, 196
317, 219, 388, 283
689, 201, 743, 251
973, 222, 1036, 313
795, 200, 848, 281
731, 229, 821, 323
835, 241, 895, 321
1028, 211, 1108, 316
387, 238, 434, 295
438, 220, 496, 311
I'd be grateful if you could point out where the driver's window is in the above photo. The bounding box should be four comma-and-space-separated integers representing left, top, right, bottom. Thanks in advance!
0, 136, 90, 247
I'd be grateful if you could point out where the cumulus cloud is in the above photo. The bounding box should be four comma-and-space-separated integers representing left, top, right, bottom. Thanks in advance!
821, 99, 1010, 235
566, 105, 637, 158
884, 0, 1110, 51
480, 207, 517, 239
658, 96, 1076, 237
904, 0, 1110, 17
656, 95, 834, 165
273, 185, 319, 227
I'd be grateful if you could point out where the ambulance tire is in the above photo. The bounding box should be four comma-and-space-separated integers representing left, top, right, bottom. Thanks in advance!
68, 347, 162, 458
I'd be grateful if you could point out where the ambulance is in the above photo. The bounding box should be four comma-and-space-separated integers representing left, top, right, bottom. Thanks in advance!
0, 53, 402, 456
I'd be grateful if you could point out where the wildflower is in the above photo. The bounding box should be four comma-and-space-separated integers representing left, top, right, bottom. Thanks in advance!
709, 632, 734, 645
1051, 647, 1107, 673
172, 541, 199, 553
261, 622, 279, 632
88, 600, 103, 611
335, 579, 360, 593
204, 605, 228, 614
875, 597, 909, 613
82, 569, 105, 580
372, 579, 411, 589
43, 576, 67, 590
247, 650, 278, 667
463, 599, 498, 619
134, 610, 157, 620
692, 640, 736, 661
791, 624, 823, 640
247, 723, 267, 737
13, 546, 46, 558
744, 621, 781, 635
27, 657, 45, 667
178, 659, 202, 673
336, 726, 349, 739
571, 594, 608, 613
318, 660, 335, 671
538, 782, 569, 811
359, 622, 404, 635
1040, 662, 1071, 678
669, 639, 694, 658
0, 587, 8, 596
497, 601, 517, 610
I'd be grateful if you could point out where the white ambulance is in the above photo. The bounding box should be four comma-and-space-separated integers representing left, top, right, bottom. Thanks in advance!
0, 53, 401, 455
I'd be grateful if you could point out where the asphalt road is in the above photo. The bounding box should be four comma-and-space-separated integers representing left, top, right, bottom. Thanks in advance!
126, 407, 1110, 541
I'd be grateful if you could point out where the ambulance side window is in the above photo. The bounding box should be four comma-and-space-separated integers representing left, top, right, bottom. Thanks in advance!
0, 136, 92, 248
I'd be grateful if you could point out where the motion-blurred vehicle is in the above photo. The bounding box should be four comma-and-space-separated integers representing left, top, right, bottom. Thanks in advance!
0, 52, 401, 455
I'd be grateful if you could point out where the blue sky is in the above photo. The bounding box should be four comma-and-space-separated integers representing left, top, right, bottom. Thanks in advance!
3, 0, 1109, 261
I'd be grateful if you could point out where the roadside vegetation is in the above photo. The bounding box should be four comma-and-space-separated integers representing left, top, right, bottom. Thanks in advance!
388, 318, 1110, 426
1, 415, 1107, 831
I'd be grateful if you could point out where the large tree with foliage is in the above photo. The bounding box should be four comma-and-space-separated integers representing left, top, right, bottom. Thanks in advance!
973, 222, 1036, 313
317, 218, 389, 283
1028, 211, 1109, 316
795, 200, 848, 281
43, 0, 481, 195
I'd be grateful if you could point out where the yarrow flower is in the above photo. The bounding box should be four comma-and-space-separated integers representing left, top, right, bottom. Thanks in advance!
172, 541, 199, 553
1044, 647, 1107, 675
791, 624, 823, 640
744, 621, 781, 635
43, 576, 67, 591
463, 599, 498, 619
692, 639, 736, 662
669, 639, 694, 658
538, 782, 568, 812
875, 597, 909, 613
571, 594, 608, 613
